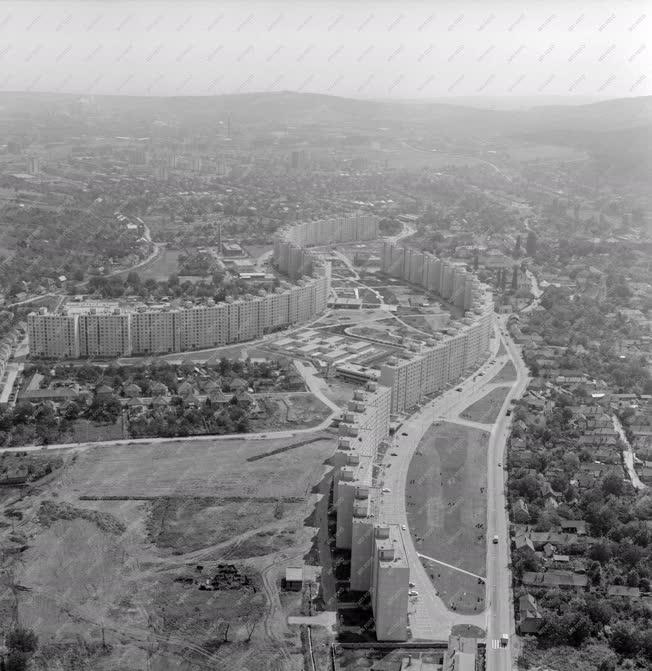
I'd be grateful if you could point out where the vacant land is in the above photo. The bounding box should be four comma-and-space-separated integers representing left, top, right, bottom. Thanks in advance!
459, 387, 510, 424
71, 417, 125, 442
1, 431, 332, 669
146, 496, 304, 554
490, 360, 517, 383
63, 433, 335, 499
337, 648, 444, 671
250, 393, 332, 431
405, 421, 488, 613
137, 247, 180, 281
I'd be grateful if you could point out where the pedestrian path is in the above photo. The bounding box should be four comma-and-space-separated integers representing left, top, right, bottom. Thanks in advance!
417, 553, 485, 581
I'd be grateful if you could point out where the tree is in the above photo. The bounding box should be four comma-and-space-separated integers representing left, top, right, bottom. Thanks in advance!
626, 569, 640, 587
5, 653, 28, 671
610, 622, 641, 657
602, 473, 624, 497
513, 235, 522, 258
244, 619, 257, 642
6, 627, 38, 653
585, 595, 613, 625
597, 659, 616, 671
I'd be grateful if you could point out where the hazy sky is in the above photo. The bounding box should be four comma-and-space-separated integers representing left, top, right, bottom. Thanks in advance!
0, 1, 649, 99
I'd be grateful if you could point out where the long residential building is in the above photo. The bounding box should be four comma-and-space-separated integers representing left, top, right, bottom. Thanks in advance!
379, 241, 493, 413
333, 380, 409, 641
28, 212, 379, 359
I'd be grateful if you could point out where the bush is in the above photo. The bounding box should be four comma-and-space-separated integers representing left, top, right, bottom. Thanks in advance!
609, 622, 641, 657
6, 627, 38, 653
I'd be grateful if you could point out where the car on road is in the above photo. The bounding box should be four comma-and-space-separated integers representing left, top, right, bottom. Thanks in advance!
408, 590, 419, 597
409, 581, 416, 587
401, 432, 408, 436
390, 452, 398, 456
506, 409, 512, 416
498, 462, 502, 467
401, 524, 407, 530
493, 535, 499, 544
456, 387, 462, 392
500, 634, 509, 647
382, 488, 391, 493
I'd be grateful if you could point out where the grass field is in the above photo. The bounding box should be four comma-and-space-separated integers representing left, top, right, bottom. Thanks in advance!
490, 361, 517, 383
459, 387, 510, 423
420, 559, 485, 615
405, 421, 488, 614
63, 433, 335, 499
137, 247, 180, 281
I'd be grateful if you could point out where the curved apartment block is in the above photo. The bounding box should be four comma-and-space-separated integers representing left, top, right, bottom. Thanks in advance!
379, 242, 494, 413
332, 243, 494, 641
27, 212, 378, 359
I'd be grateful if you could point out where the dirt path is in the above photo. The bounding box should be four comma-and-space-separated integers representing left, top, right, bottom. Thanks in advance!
259, 550, 305, 671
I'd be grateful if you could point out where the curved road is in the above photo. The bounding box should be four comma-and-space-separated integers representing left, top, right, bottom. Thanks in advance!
376, 314, 529, 665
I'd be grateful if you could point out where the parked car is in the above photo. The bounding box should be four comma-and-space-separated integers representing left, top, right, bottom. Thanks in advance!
493, 535, 499, 544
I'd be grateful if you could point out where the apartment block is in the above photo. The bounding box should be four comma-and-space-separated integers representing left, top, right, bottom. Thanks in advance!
27, 310, 79, 358
371, 525, 409, 641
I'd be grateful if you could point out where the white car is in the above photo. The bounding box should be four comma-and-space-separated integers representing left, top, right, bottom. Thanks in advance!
401, 524, 407, 530
382, 488, 391, 493
408, 590, 419, 597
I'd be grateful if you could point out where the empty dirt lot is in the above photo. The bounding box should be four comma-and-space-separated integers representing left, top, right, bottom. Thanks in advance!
405, 421, 488, 614
0, 432, 336, 670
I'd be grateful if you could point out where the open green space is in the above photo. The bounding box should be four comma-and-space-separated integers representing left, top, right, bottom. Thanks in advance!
420, 559, 485, 615
405, 421, 488, 613
490, 360, 517, 383
459, 386, 510, 423
136, 247, 180, 281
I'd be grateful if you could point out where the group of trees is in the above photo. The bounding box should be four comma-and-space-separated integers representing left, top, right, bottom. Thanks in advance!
129, 396, 251, 438
26, 356, 287, 397
84, 268, 278, 302
524, 289, 652, 395
0, 390, 122, 447
0, 204, 142, 294
508, 393, 652, 665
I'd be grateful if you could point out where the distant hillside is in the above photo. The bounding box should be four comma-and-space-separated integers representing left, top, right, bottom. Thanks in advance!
0, 90, 649, 144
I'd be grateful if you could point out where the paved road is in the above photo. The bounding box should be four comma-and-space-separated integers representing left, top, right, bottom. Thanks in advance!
613, 414, 647, 490
374, 322, 509, 640
485, 317, 530, 670
374, 315, 529, 653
